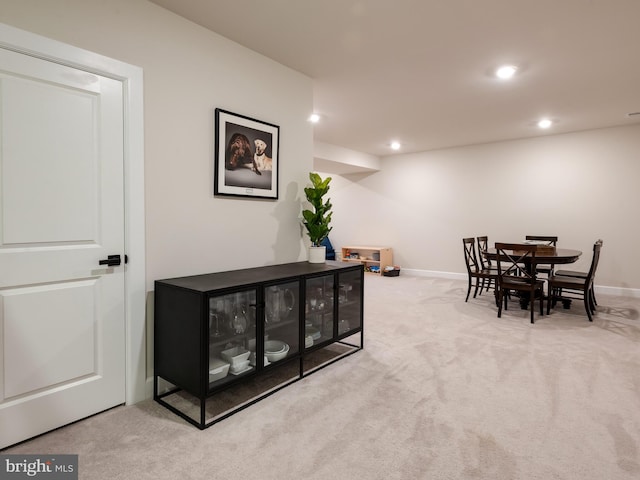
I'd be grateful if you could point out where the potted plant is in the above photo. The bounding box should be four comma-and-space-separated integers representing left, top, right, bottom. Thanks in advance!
302, 172, 333, 263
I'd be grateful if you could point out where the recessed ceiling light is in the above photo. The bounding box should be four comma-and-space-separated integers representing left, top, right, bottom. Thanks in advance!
537, 118, 553, 129
390, 141, 401, 150
308, 113, 320, 123
495, 65, 518, 80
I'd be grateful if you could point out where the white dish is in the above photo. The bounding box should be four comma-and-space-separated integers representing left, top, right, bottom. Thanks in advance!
230, 359, 250, 373
221, 346, 250, 365
209, 359, 230, 382
229, 365, 253, 376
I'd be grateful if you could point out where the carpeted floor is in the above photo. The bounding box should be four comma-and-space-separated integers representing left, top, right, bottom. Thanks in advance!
4, 274, 640, 479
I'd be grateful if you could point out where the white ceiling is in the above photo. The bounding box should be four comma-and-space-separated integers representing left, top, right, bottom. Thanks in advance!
150, 0, 640, 156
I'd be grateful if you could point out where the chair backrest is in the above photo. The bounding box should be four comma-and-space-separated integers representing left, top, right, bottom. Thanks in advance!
463, 237, 480, 273
320, 236, 334, 252
495, 242, 539, 289
476, 236, 491, 268
585, 239, 603, 284
320, 237, 335, 260
525, 235, 558, 246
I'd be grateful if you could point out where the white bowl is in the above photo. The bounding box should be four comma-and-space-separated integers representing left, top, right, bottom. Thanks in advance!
221, 346, 250, 365
305, 327, 321, 341
265, 340, 287, 354
247, 334, 268, 351
265, 343, 290, 363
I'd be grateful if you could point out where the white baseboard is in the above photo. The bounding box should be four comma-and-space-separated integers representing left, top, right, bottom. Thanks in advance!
595, 285, 640, 299
402, 269, 640, 299
402, 268, 467, 281
143, 377, 154, 401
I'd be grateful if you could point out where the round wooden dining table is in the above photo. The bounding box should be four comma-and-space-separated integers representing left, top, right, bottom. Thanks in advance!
483, 247, 582, 310
483, 247, 582, 265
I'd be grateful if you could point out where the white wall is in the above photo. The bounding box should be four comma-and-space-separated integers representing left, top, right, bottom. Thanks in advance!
325, 124, 640, 291
314, 141, 381, 174
0, 0, 314, 388
0, 0, 314, 289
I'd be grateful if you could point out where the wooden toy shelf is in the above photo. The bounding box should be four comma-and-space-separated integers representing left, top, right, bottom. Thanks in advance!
341, 246, 393, 274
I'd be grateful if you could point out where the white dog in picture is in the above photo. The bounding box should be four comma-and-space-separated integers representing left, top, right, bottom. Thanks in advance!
254, 139, 273, 171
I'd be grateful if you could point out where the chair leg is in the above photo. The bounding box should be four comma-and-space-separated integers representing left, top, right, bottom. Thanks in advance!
539, 294, 544, 316
530, 296, 535, 324
584, 293, 594, 322
497, 289, 503, 318
465, 277, 472, 302
556, 288, 564, 306
589, 288, 597, 312
473, 278, 480, 298
547, 287, 560, 313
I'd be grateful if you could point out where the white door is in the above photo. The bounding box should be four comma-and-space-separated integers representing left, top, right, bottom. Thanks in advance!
0, 47, 126, 448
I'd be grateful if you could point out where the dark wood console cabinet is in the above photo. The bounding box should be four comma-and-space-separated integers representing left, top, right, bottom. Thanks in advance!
154, 261, 364, 428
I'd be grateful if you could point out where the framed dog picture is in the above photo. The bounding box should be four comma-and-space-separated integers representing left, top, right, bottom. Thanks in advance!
214, 108, 280, 199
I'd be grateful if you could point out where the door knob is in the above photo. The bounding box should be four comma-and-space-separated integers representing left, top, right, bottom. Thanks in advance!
98, 254, 122, 267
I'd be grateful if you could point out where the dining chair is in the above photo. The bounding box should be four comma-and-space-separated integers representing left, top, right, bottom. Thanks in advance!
495, 242, 545, 324
546, 240, 603, 322
476, 236, 498, 294
554, 240, 603, 307
462, 237, 498, 302
525, 235, 558, 278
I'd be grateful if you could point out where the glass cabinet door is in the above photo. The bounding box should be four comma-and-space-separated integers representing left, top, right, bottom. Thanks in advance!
337, 269, 362, 335
263, 280, 300, 367
208, 289, 257, 384
305, 274, 335, 348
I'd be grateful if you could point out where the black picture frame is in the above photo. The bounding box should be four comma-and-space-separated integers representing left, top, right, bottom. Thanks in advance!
214, 109, 280, 199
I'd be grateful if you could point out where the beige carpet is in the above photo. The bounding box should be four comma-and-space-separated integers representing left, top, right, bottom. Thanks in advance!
4, 275, 640, 479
